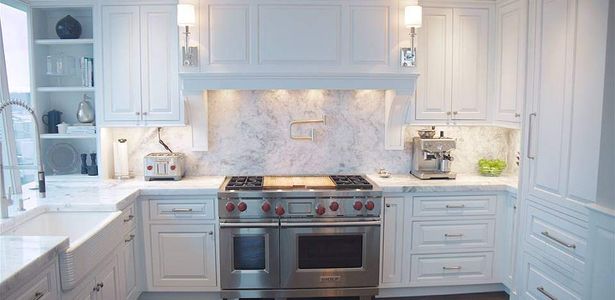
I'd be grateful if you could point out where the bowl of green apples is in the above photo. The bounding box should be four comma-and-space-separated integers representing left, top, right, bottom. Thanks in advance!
478, 159, 507, 177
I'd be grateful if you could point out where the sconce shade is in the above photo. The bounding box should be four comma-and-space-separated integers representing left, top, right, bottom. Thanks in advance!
178, 4, 196, 26
404, 5, 422, 28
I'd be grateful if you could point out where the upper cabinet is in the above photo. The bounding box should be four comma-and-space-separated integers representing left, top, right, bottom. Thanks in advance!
494, 0, 526, 124
101, 4, 183, 127
414, 5, 491, 123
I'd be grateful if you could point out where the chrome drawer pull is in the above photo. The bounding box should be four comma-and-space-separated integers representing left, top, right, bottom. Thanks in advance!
171, 208, 193, 213
444, 233, 464, 237
541, 231, 576, 249
32, 292, 45, 300
537, 286, 558, 300
125, 234, 135, 243
445, 204, 465, 208
442, 266, 462, 270
123, 214, 134, 222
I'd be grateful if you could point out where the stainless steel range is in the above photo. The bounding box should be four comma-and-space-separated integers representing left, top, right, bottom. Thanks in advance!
218, 175, 382, 300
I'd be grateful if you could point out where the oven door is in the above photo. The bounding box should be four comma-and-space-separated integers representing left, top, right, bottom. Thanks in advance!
279, 220, 381, 289
219, 222, 280, 289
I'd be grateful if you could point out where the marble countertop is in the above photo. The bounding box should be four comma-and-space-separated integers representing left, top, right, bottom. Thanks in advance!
366, 173, 518, 194
0, 236, 69, 296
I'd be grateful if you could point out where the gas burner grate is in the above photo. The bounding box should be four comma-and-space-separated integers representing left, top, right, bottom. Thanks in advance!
330, 175, 373, 190
225, 176, 264, 190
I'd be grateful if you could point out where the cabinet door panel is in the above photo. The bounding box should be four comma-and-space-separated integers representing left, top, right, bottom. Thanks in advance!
451, 8, 489, 120
121, 231, 139, 300
416, 8, 453, 120
97, 257, 121, 300
102, 6, 141, 122
140, 5, 180, 122
150, 224, 217, 288
380, 197, 405, 285
495, 1, 526, 123
527, 0, 575, 203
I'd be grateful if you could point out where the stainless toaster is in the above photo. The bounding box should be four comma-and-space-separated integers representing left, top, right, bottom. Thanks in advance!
144, 152, 185, 181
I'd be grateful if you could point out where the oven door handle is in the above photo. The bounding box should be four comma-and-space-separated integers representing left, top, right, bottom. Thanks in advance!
280, 220, 381, 227
219, 222, 279, 228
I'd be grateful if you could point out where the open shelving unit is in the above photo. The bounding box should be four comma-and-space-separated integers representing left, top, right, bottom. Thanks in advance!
30, 6, 99, 178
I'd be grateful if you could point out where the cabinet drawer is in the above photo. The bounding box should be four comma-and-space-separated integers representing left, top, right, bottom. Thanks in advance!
149, 199, 215, 220
12, 264, 57, 300
411, 219, 495, 251
412, 195, 497, 217
410, 252, 493, 286
522, 252, 582, 300
121, 203, 137, 232
526, 203, 587, 273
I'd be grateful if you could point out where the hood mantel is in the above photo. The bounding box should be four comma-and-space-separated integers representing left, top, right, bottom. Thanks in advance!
180, 72, 418, 92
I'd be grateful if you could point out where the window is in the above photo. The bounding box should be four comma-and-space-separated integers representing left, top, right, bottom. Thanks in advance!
0, 0, 35, 204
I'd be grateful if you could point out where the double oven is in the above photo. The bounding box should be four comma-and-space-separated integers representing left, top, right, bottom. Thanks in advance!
218, 192, 382, 300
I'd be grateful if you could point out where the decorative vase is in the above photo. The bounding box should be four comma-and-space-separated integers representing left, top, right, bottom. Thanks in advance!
80, 153, 88, 174
77, 94, 95, 123
88, 153, 98, 176
55, 15, 82, 39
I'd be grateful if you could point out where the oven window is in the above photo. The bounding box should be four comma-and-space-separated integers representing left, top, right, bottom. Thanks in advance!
297, 235, 363, 269
233, 236, 266, 270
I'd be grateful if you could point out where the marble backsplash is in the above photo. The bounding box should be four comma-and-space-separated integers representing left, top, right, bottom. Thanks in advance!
108, 90, 520, 176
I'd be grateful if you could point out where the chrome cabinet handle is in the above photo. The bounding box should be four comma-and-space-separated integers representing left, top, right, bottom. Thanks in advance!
446, 111, 452, 116
444, 233, 464, 237
541, 231, 576, 249
527, 113, 537, 159
445, 204, 465, 208
123, 214, 134, 222
453, 111, 458, 115
125, 234, 135, 243
32, 292, 45, 300
142, 112, 148, 115
442, 266, 462, 270
515, 113, 521, 117
171, 208, 193, 212
208, 231, 214, 235
97, 282, 104, 288
537, 286, 558, 300
93, 286, 100, 292
385, 203, 391, 208
135, 112, 140, 116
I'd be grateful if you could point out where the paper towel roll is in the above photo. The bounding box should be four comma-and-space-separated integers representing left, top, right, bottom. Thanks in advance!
113, 139, 130, 178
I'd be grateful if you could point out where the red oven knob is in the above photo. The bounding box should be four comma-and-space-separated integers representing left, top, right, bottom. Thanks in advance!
275, 205, 285, 216
316, 205, 326, 215
225, 202, 235, 212
365, 200, 375, 211
238, 202, 247, 212
329, 201, 340, 211
261, 201, 271, 212
353, 201, 363, 210
146, 165, 153, 171
170, 165, 176, 171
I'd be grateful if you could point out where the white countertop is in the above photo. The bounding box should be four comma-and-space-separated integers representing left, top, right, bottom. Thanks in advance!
366, 173, 518, 194
0, 236, 69, 296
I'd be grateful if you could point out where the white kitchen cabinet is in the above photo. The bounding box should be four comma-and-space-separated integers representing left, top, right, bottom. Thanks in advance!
380, 196, 406, 286
101, 5, 182, 126
494, 0, 526, 124
415, 6, 490, 122
119, 230, 139, 300
7, 261, 60, 300
149, 224, 217, 288
66, 254, 121, 300
500, 194, 518, 290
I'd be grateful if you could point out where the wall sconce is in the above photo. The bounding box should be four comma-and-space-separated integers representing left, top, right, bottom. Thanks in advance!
178, 4, 198, 66
401, 5, 422, 67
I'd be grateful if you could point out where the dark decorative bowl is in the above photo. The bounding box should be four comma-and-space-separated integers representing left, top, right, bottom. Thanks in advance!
55, 15, 82, 39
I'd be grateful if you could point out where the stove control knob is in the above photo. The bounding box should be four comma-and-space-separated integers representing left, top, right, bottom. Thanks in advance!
170, 165, 176, 171
316, 205, 326, 216
365, 200, 375, 211
225, 202, 235, 212
146, 165, 153, 171
329, 202, 340, 211
238, 202, 247, 212
353, 201, 363, 211
275, 205, 285, 216
261, 201, 271, 212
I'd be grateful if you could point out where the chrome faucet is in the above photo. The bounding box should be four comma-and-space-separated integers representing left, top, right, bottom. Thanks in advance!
0, 100, 46, 218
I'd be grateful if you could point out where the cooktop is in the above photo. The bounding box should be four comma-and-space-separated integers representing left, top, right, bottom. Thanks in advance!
224, 175, 373, 191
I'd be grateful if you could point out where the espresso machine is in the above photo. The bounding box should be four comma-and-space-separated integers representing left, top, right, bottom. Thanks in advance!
411, 131, 457, 180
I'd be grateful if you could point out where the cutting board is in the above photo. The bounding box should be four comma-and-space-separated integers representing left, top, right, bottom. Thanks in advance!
264, 176, 336, 190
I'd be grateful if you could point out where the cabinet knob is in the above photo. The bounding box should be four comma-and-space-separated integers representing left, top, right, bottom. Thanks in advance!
385, 203, 391, 208
446, 111, 452, 116
135, 112, 140, 116
143, 112, 148, 115
208, 231, 214, 235
453, 111, 458, 115
515, 113, 521, 117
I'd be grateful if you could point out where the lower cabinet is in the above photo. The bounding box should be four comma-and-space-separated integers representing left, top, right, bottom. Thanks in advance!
380, 192, 507, 290
149, 224, 217, 288
119, 230, 139, 300
6, 261, 59, 300
68, 254, 121, 300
